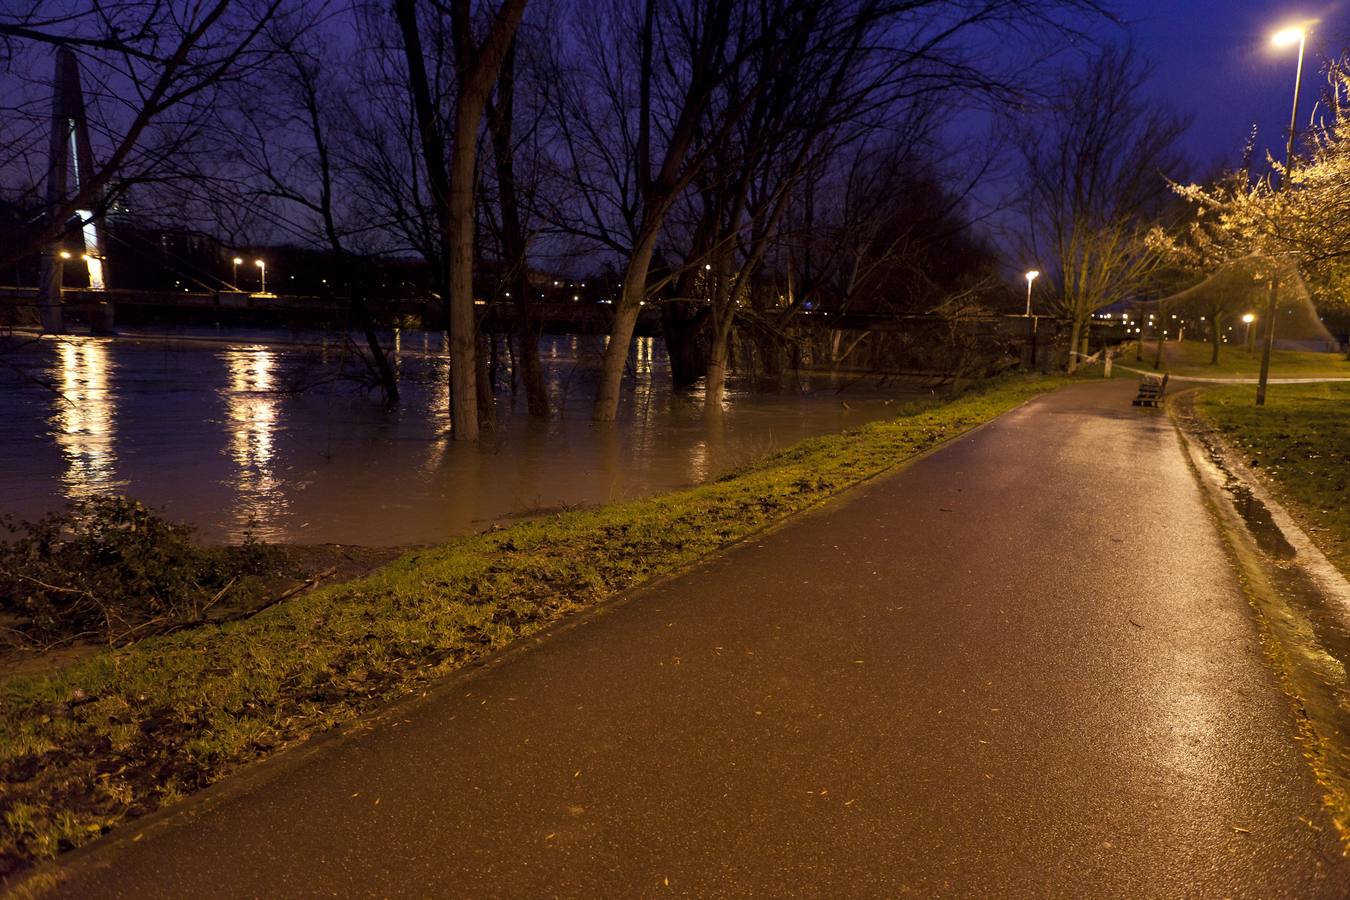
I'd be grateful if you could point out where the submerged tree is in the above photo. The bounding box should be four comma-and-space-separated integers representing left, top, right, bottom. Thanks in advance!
217, 8, 400, 401
551, 0, 1113, 417
394, 0, 528, 441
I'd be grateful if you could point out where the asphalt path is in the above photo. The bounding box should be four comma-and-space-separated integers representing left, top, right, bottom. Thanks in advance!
48, 380, 1348, 898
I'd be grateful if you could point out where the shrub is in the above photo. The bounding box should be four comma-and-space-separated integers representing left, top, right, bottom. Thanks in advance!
0, 496, 273, 646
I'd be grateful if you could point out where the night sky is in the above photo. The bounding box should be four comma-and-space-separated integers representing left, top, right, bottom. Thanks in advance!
1111, 1, 1342, 173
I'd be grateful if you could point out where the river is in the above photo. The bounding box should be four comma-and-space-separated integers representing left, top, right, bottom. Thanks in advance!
0, 329, 938, 546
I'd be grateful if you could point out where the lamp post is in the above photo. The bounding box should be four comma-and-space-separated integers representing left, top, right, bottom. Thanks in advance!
1242, 312, 1256, 355
255, 258, 267, 295
1024, 270, 1040, 368
232, 256, 243, 289
1258, 23, 1309, 406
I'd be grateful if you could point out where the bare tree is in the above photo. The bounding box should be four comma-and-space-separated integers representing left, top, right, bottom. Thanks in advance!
545, 0, 768, 421
549, 0, 1114, 419
482, 30, 549, 416
394, 0, 528, 442
1021, 44, 1189, 372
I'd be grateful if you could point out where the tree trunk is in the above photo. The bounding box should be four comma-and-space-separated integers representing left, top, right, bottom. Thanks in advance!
662, 300, 707, 388
489, 37, 548, 417
1153, 318, 1166, 370
1066, 317, 1083, 374
518, 324, 547, 415
755, 329, 783, 382
353, 292, 399, 404
476, 330, 495, 429
594, 229, 659, 421
446, 101, 481, 440
706, 323, 731, 408
394, 0, 527, 442
1209, 312, 1222, 365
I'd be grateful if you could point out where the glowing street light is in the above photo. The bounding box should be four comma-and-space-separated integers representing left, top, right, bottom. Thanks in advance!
255, 258, 267, 295
1023, 270, 1039, 316
1242, 312, 1257, 355
1258, 22, 1312, 406
58, 250, 71, 260
232, 256, 243, 288
1271, 26, 1304, 48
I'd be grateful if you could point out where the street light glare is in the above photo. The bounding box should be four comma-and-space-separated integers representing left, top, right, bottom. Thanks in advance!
1272, 26, 1305, 47
1025, 270, 1040, 282
233, 256, 243, 265
1242, 313, 1256, 324
255, 259, 265, 267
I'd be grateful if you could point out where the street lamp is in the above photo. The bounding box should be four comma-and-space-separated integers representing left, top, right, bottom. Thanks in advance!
255, 258, 267, 295
1024, 270, 1039, 316
1242, 312, 1256, 354
1258, 22, 1310, 406
232, 256, 243, 289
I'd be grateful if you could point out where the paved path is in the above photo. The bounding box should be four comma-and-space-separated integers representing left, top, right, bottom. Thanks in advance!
49, 381, 1347, 898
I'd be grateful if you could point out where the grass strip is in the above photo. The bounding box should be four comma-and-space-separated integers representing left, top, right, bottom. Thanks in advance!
1118, 340, 1350, 378
1196, 382, 1350, 576
0, 374, 1068, 877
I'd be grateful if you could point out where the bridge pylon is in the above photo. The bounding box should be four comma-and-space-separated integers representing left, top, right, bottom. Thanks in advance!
38, 47, 109, 334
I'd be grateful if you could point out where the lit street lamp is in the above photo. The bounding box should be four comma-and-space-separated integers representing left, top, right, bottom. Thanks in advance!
1242, 312, 1256, 354
232, 256, 243, 289
255, 258, 267, 295
1258, 22, 1311, 406
1024, 270, 1039, 316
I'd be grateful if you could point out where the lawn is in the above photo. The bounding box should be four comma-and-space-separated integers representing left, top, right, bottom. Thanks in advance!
1116, 339, 1350, 379
0, 374, 1070, 879
1196, 382, 1350, 577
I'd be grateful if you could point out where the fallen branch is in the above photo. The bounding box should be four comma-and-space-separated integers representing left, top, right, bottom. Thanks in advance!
218, 566, 338, 625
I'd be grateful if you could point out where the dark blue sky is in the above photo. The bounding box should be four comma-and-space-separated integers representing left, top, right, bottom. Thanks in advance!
1113, 1, 1343, 174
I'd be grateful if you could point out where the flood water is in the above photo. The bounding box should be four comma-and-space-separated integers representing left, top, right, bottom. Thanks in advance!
0, 329, 936, 546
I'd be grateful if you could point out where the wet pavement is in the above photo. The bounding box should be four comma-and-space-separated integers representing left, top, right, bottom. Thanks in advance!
44, 380, 1347, 898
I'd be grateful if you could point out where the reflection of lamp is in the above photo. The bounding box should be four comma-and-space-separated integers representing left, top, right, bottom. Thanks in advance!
56, 340, 116, 499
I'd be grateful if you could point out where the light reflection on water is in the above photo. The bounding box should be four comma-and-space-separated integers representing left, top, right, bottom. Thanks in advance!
2, 330, 934, 546
52, 339, 122, 499
225, 347, 283, 536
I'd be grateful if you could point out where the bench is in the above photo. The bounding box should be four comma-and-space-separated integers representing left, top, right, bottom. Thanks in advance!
1132, 373, 1168, 407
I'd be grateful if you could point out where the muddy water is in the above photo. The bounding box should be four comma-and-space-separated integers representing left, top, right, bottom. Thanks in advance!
0, 329, 936, 546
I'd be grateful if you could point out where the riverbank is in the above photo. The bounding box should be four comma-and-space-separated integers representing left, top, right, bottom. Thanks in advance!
0, 374, 1070, 879
1195, 383, 1350, 578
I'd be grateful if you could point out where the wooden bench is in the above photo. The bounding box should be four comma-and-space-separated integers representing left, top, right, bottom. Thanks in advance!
1132, 373, 1168, 407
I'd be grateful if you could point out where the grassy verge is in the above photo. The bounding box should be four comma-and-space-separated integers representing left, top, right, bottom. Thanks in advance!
1117, 340, 1350, 378
1196, 383, 1350, 576
0, 375, 1068, 878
